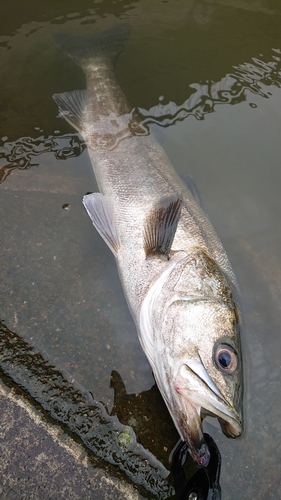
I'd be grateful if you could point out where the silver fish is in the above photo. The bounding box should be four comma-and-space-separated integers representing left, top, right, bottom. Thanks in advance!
53, 25, 243, 467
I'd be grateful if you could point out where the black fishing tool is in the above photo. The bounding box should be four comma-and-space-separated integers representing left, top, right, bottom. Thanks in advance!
171, 433, 221, 500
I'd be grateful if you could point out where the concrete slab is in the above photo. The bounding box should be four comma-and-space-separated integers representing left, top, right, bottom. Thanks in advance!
0, 377, 145, 500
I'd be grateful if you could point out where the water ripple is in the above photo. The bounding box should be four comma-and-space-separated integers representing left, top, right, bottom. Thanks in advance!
0, 134, 86, 184
136, 50, 281, 128
1, 51, 280, 183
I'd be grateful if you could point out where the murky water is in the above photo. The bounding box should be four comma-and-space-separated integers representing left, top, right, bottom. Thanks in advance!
1, 1, 281, 498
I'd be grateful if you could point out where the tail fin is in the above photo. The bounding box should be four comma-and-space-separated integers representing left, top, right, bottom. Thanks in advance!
54, 23, 130, 67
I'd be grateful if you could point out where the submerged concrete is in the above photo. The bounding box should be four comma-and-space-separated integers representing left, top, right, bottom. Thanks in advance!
0, 377, 145, 500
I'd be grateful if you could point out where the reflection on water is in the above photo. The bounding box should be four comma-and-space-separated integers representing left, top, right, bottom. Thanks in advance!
1, 49, 280, 184
0, 133, 86, 183
138, 50, 281, 127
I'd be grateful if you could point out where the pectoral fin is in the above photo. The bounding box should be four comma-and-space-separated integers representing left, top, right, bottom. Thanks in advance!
83, 193, 119, 256
143, 195, 182, 259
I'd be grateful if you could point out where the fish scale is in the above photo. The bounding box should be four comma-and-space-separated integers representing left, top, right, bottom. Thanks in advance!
53, 24, 243, 467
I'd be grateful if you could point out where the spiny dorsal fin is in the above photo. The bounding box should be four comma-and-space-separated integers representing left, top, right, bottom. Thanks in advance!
143, 195, 182, 260
53, 90, 87, 133
83, 193, 119, 256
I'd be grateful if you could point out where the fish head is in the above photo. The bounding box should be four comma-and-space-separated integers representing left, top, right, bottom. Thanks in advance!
141, 250, 243, 467
159, 297, 243, 466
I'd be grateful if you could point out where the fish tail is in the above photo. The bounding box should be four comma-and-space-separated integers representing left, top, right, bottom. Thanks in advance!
54, 23, 130, 67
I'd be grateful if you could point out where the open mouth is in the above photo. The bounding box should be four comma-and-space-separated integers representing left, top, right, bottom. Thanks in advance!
174, 358, 243, 465
180, 358, 242, 430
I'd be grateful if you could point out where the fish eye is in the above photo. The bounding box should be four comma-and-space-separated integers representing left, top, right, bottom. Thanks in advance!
214, 344, 238, 373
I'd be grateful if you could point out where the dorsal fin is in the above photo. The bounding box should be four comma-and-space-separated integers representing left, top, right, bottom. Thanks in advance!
53, 89, 87, 133
83, 193, 119, 256
143, 195, 182, 260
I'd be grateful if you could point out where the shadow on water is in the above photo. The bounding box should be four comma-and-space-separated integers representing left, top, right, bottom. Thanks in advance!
1, 1, 281, 498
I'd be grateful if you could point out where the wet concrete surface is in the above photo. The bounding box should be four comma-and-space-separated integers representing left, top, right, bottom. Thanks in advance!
0, 376, 145, 500
0, 143, 176, 500
0, 319, 174, 499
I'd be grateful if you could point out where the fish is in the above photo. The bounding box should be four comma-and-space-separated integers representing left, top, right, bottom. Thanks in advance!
53, 24, 243, 467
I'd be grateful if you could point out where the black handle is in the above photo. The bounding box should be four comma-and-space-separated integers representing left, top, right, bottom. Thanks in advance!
171, 433, 221, 500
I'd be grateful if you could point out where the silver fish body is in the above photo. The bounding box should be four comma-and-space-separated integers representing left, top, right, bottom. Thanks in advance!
53, 25, 243, 466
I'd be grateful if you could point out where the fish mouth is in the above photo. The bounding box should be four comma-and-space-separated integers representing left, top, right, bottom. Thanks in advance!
174, 397, 211, 467
174, 358, 243, 464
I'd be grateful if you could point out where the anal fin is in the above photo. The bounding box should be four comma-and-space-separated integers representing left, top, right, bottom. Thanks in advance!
83, 193, 119, 256
143, 195, 182, 260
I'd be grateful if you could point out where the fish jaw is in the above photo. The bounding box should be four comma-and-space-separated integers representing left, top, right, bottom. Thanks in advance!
153, 352, 242, 466
151, 357, 212, 467
165, 296, 243, 457
169, 394, 211, 467
165, 330, 243, 463
174, 358, 243, 439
